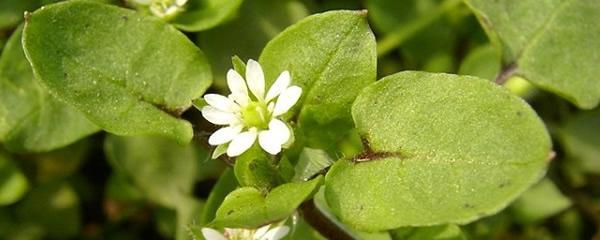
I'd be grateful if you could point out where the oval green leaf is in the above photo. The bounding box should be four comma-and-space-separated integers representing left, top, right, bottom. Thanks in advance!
22, 1, 212, 143
259, 10, 376, 150
325, 71, 551, 231
465, 0, 600, 109
212, 176, 322, 228
0, 26, 98, 152
171, 0, 243, 32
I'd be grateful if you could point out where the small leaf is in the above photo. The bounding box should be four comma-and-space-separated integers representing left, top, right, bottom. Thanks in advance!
0, 152, 28, 205
200, 169, 238, 225
510, 178, 571, 224
234, 145, 281, 191
458, 44, 500, 81
465, 0, 600, 109
104, 135, 199, 208
0, 25, 98, 152
325, 71, 551, 231
171, 0, 243, 32
259, 10, 376, 150
293, 148, 334, 182
558, 108, 600, 174
212, 176, 323, 228
22, 1, 212, 143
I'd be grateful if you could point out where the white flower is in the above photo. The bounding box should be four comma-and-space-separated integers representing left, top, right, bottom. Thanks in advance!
201, 225, 290, 240
201, 59, 302, 157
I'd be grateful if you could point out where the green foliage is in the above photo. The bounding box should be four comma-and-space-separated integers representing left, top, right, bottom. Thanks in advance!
260, 10, 376, 151
391, 224, 465, 240
171, 0, 243, 32
466, 0, 600, 109
510, 178, 571, 224
104, 134, 199, 208
0, 25, 98, 153
22, 0, 212, 143
212, 176, 322, 228
325, 72, 551, 231
559, 108, 600, 174
0, 0, 597, 239
0, 152, 28, 205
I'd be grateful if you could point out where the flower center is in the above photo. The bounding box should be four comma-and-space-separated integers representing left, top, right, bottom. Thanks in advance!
241, 102, 270, 129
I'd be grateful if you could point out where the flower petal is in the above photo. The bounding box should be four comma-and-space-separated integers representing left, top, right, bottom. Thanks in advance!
265, 71, 291, 102
258, 130, 282, 155
269, 119, 291, 143
201, 106, 238, 125
273, 86, 302, 116
176, 0, 188, 6
205, 94, 239, 112
201, 228, 227, 240
246, 59, 265, 101
208, 125, 243, 145
227, 128, 258, 157
227, 69, 250, 106
261, 226, 290, 240
253, 225, 271, 239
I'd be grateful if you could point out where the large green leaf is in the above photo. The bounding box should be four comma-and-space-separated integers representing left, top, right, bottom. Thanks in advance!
22, 1, 212, 143
0, 26, 98, 152
0, 152, 28, 205
212, 176, 322, 228
465, 0, 600, 109
104, 135, 199, 208
171, 0, 243, 32
325, 71, 551, 231
259, 10, 376, 150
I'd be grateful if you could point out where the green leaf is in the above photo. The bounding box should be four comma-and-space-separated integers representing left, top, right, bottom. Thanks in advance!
458, 44, 500, 81
171, 0, 243, 32
293, 147, 334, 182
212, 176, 323, 228
234, 145, 281, 191
465, 0, 600, 109
104, 134, 199, 208
510, 178, 571, 224
391, 225, 465, 240
196, 0, 309, 91
325, 71, 551, 231
200, 168, 238, 225
0, 25, 98, 152
16, 181, 81, 239
22, 1, 212, 144
0, 152, 28, 205
259, 10, 377, 150
558, 108, 600, 174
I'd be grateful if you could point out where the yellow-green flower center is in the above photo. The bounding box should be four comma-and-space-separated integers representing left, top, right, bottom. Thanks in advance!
241, 102, 270, 129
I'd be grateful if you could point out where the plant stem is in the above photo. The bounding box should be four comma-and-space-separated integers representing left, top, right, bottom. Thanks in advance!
376, 0, 462, 57
299, 201, 356, 240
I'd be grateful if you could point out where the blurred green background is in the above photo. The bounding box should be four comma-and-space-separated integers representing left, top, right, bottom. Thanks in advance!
0, 0, 599, 239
